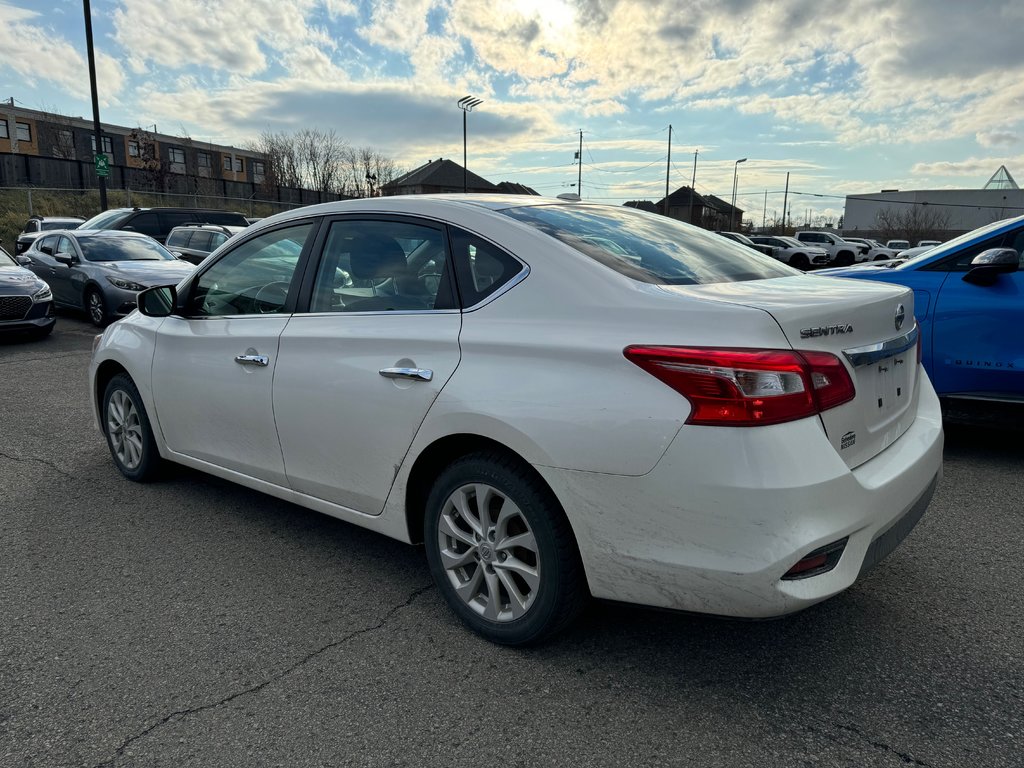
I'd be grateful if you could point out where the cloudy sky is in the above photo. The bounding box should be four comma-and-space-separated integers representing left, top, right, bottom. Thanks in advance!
2, 0, 1023, 224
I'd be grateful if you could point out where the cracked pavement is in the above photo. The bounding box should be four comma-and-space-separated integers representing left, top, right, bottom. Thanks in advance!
2, 314, 1023, 767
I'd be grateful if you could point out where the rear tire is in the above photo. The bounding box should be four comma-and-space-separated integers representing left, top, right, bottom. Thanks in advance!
424, 452, 586, 645
102, 373, 162, 482
790, 253, 810, 271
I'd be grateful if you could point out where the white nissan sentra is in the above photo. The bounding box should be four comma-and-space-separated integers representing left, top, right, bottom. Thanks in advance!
89, 196, 943, 645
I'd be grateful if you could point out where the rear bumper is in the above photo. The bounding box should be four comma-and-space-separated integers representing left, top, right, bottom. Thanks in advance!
536, 376, 944, 618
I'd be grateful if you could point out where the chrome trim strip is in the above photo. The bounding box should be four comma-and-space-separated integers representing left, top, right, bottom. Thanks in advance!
234, 354, 269, 367
842, 325, 919, 367
460, 264, 531, 312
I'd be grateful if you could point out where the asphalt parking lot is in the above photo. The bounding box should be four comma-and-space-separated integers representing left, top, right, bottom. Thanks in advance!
2, 314, 1022, 768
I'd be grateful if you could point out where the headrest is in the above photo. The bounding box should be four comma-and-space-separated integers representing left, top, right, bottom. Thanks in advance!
349, 236, 407, 280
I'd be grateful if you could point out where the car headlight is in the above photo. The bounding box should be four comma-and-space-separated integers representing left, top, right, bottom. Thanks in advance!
105, 276, 147, 291
31, 283, 52, 303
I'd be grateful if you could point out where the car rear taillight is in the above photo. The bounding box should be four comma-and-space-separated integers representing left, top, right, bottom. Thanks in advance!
623, 346, 855, 427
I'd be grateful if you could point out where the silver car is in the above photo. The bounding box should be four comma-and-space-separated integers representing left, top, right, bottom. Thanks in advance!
22, 230, 195, 326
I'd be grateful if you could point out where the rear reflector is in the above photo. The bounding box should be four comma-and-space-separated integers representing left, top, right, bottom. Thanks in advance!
624, 346, 855, 426
782, 537, 848, 580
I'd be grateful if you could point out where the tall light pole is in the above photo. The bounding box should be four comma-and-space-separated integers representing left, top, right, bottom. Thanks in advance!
83, 0, 107, 211
457, 96, 482, 193
730, 157, 747, 231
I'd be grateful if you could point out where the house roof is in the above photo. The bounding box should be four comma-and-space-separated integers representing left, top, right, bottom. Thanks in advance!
496, 181, 539, 195
654, 186, 710, 209
384, 158, 499, 191
623, 200, 660, 213
703, 194, 743, 215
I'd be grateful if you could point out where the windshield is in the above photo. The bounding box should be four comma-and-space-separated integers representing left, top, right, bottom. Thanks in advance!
898, 216, 1024, 268
501, 205, 794, 285
778, 236, 804, 247
0, 246, 16, 266
78, 236, 176, 262
41, 220, 81, 231
79, 210, 132, 230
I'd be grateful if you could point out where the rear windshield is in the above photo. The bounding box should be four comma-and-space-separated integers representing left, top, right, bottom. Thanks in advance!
501, 205, 793, 285
79, 236, 175, 262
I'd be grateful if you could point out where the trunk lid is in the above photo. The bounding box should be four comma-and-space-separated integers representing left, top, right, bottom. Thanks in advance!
663, 275, 919, 468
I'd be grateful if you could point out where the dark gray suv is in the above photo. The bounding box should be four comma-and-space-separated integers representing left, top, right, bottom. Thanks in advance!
76, 207, 249, 245
165, 224, 246, 265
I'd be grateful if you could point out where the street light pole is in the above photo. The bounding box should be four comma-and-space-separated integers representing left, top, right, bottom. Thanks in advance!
730, 158, 747, 231
457, 96, 482, 194
83, 0, 107, 211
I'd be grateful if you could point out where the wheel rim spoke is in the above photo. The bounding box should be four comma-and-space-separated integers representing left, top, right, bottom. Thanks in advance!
107, 389, 142, 469
437, 481, 540, 624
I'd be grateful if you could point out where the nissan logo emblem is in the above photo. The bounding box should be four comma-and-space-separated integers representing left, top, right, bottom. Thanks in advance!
894, 303, 905, 331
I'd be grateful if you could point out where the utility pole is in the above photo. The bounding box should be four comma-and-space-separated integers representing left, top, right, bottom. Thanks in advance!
664, 124, 672, 216
781, 172, 790, 234
762, 190, 767, 230
688, 149, 698, 225
83, 0, 107, 211
577, 129, 583, 197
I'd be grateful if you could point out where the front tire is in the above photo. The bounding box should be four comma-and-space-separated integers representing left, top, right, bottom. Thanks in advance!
86, 287, 109, 327
102, 373, 162, 482
790, 253, 810, 271
424, 452, 586, 645
833, 250, 855, 267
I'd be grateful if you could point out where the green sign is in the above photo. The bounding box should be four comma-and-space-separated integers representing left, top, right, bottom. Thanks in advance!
94, 153, 110, 178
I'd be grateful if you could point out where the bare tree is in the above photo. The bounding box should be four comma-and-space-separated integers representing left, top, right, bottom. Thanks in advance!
875, 205, 952, 245
128, 127, 171, 192
340, 146, 398, 197
248, 131, 303, 192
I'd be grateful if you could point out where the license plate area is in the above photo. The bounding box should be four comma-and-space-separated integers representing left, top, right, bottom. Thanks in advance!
869, 352, 913, 417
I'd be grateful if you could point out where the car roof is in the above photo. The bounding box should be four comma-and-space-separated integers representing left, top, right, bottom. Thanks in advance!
892, 213, 1024, 271
42, 229, 156, 240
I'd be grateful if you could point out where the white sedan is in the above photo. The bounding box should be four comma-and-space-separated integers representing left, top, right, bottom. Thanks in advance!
89, 196, 943, 645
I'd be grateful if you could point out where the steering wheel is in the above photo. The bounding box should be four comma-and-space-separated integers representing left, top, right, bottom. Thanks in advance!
253, 281, 291, 313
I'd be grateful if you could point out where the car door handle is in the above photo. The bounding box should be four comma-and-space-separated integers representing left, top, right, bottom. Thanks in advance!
235, 354, 269, 367
379, 367, 433, 382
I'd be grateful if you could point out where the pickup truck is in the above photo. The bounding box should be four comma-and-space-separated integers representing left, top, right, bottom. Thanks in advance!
793, 231, 864, 266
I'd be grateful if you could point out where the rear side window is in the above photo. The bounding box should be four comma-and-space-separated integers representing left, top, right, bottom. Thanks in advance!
165, 229, 191, 248
161, 211, 198, 232
448, 227, 524, 306
501, 205, 791, 285
189, 231, 214, 252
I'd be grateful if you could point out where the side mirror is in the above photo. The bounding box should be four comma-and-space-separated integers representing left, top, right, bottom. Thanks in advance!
963, 248, 1019, 286
138, 285, 177, 317
54, 254, 77, 267
16, 255, 31, 266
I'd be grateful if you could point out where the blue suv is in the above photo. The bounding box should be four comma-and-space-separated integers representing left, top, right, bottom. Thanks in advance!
821, 215, 1024, 405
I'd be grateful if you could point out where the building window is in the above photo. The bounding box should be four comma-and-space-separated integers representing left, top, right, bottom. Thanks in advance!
197, 152, 211, 168
253, 161, 265, 176
169, 147, 186, 164
223, 156, 232, 171
53, 130, 74, 159
234, 157, 244, 173
16, 122, 32, 142
0, 119, 8, 139
128, 140, 140, 157
90, 135, 113, 154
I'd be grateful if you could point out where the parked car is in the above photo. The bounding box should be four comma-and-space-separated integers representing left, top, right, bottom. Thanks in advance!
716, 231, 777, 258
886, 239, 911, 251
917, 240, 942, 248
841, 237, 899, 261
22, 230, 195, 326
821, 214, 1024, 404
748, 235, 830, 270
89, 196, 943, 645
165, 224, 246, 265
76, 207, 249, 244
0, 243, 55, 338
793, 231, 864, 266
15, 216, 86, 254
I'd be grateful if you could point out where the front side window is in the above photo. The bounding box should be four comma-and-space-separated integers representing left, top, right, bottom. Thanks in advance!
55, 236, 75, 257
502, 205, 791, 286
187, 223, 312, 316
35, 235, 58, 254
125, 212, 161, 237
310, 220, 453, 312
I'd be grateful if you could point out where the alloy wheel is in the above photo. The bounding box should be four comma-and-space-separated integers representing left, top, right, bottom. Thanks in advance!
436, 482, 541, 622
88, 291, 105, 325
107, 389, 144, 470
